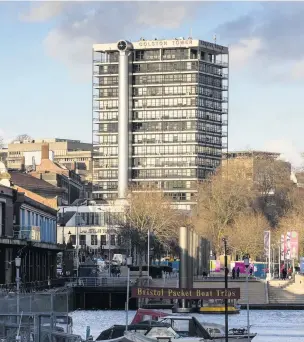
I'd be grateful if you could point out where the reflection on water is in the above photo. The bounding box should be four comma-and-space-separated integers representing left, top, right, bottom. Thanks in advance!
71, 310, 304, 342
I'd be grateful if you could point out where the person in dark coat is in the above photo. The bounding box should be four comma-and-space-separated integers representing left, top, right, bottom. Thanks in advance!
232, 267, 236, 279
236, 267, 240, 279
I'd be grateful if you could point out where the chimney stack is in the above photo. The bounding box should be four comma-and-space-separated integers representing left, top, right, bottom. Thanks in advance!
41, 143, 49, 160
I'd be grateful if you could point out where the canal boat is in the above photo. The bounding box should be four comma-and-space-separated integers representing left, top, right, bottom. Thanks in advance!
96, 312, 256, 342
199, 299, 240, 314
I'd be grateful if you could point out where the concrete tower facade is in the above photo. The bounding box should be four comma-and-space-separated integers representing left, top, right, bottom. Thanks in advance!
92, 38, 229, 209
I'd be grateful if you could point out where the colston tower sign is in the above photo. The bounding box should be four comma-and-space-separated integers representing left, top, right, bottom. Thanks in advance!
132, 287, 240, 300
133, 39, 227, 53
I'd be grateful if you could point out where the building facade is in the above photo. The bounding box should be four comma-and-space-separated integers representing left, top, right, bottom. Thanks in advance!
6, 138, 92, 181
92, 38, 228, 208
57, 201, 125, 259
0, 172, 59, 284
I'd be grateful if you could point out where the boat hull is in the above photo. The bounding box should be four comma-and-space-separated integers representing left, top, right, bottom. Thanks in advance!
199, 306, 240, 314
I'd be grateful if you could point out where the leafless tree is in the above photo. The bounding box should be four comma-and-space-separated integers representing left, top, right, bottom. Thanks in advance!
118, 187, 185, 274
0, 136, 3, 149
194, 164, 255, 257
12, 134, 33, 143
228, 212, 270, 260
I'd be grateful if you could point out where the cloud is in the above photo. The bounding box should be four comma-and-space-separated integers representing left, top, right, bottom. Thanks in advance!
20, 2, 67, 22
136, 2, 195, 29
263, 139, 304, 169
229, 38, 262, 70
215, 3, 304, 81
38, 1, 200, 81
290, 59, 304, 81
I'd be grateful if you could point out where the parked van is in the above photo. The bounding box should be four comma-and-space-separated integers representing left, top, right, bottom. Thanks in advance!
112, 254, 127, 265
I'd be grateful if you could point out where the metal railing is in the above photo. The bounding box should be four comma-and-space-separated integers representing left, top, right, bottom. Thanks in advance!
66, 276, 135, 287
0, 279, 66, 294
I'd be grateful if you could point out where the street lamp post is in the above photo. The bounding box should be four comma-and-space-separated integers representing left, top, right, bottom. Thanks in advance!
222, 238, 228, 342
243, 254, 250, 341
15, 257, 21, 321
147, 229, 150, 286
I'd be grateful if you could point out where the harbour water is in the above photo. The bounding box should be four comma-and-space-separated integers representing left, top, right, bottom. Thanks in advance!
71, 310, 304, 342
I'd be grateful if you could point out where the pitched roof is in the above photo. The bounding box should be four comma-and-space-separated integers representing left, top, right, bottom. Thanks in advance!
10, 171, 62, 192
60, 211, 76, 225
14, 185, 58, 210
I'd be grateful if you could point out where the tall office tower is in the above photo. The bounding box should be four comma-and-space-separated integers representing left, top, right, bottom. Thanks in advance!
92, 38, 228, 209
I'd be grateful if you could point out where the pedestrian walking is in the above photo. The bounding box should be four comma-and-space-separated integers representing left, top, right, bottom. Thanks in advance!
232, 267, 236, 279
236, 267, 240, 279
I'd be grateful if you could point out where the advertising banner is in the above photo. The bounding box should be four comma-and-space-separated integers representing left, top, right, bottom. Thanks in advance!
234, 261, 254, 274
290, 231, 299, 260
210, 260, 221, 272
281, 234, 285, 261
264, 231, 270, 258
286, 232, 291, 260
300, 257, 304, 274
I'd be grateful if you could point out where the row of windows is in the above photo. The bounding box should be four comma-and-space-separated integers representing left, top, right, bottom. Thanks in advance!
133, 133, 221, 144
93, 193, 118, 200
94, 170, 118, 179
69, 234, 120, 246
95, 51, 119, 63
95, 144, 222, 157
97, 98, 224, 110
74, 212, 122, 226
135, 50, 161, 61
133, 109, 223, 122
97, 147, 118, 156
133, 121, 221, 133
132, 180, 198, 190
134, 73, 196, 85
98, 135, 118, 144
132, 168, 200, 179
133, 86, 222, 98
133, 98, 222, 109
133, 156, 219, 168
99, 88, 118, 97
132, 73, 223, 88
133, 121, 196, 132
98, 76, 118, 85
97, 123, 118, 132
96, 61, 226, 77
95, 112, 118, 121
97, 85, 225, 99
133, 145, 222, 155
94, 159, 118, 168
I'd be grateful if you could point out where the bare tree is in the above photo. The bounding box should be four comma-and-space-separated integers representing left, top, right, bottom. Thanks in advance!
12, 134, 33, 143
118, 188, 184, 274
194, 164, 255, 257
228, 212, 270, 260
0, 136, 3, 149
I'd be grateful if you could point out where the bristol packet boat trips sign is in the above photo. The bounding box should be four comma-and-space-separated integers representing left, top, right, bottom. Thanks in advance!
132, 287, 240, 300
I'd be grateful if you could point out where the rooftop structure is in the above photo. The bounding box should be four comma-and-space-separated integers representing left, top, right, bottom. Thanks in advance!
6, 138, 92, 181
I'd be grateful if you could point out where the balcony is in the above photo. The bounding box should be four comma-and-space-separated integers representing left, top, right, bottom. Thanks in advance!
13, 226, 41, 242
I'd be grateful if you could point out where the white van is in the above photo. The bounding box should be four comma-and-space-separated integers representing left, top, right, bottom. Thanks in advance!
112, 254, 127, 265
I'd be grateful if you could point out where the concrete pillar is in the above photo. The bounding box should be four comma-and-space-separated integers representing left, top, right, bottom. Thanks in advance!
118, 48, 130, 198
187, 229, 193, 289
179, 226, 188, 309
179, 226, 188, 288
